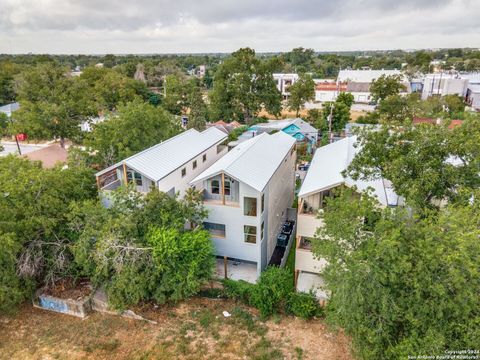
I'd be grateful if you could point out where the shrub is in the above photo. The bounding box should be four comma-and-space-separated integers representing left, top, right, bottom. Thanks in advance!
222, 278, 256, 305
250, 267, 294, 317
287, 291, 322, 319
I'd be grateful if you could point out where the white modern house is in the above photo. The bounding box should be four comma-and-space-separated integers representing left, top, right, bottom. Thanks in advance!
295, 136, 399, 301
95, 127, 228, 205
273, 73, 299, 100
191, 131, 297, 282
462, 73, 480, 111
421, 73, 469, 100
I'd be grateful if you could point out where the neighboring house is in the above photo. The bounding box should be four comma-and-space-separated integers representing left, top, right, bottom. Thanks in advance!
273, 73, 299, 100
95, 127, 228, 206
191, 131, 297, 281
462, 73, 480, 111
337, 69, 410, 103
80, 115, 105, 132
421, 73, 469, 100
0, 102, 20, 118
466, 85, 480, 111
207, 120, 243, 135
295, 136, 399, 301
253, 118, 318, 144
314, 81, 347, 102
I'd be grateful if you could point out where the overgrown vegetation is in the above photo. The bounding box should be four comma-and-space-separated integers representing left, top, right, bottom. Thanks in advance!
223, 267, 322, 319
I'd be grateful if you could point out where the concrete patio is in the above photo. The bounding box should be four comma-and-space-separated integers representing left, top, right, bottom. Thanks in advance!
215, 258, 258, 284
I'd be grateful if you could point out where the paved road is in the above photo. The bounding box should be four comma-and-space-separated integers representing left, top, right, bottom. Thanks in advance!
0, 142, 46, 156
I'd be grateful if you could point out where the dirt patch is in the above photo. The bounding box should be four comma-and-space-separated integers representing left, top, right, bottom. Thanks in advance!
0, 297, 354, 360
42, 278, 92, 300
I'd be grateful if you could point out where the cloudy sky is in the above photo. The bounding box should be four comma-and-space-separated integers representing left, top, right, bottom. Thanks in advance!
0, 0, 479, 54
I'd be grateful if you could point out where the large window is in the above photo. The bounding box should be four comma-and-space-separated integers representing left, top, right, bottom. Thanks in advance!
204, 222, 226, 238
127, 171, 143, 186
211, 180, 220, 194
244, 197, 257, 216
224, 180, 231, 196
244, 225, 257, 244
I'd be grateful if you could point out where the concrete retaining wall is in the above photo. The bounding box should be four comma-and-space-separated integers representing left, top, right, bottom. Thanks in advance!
33, 291, 92, 319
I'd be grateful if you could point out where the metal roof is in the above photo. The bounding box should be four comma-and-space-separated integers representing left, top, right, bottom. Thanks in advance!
298, 136, 398, 207
337, 69, 405, 83
96, 127, 227, 181
191, 131, 296, 192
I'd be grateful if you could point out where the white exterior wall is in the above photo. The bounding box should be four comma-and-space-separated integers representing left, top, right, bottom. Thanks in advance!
200, 145, 296, 279
351, 91, 372, 103
296, 213, 323, 238
296, 248, 327, 273
422, 77, 469, 100
315, 90, 337, 102
157, 143, 227, 198
264, 147, 296, 262
204, 182, 262, 271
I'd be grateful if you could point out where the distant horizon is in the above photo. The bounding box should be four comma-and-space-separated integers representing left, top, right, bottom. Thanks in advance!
1, 47, 480, 57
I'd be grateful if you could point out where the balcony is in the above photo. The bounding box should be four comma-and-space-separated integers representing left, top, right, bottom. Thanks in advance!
202, 175, 240, 207
295, 236, 327, 274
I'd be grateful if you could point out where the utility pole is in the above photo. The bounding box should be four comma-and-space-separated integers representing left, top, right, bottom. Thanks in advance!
9, 115, 21, 155
328, 102, 334, 144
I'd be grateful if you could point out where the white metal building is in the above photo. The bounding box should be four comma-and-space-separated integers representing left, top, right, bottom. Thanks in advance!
273, 73, 299, 100
295, 136, 399, 300
95, 127, 228, 205
421, 73, 469, 100
191, 131, 296, 282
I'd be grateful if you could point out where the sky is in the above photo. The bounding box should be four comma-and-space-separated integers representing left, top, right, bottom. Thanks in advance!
0, 0, 479, 54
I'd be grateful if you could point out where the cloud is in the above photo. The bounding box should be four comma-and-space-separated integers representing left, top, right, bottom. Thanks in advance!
0, 0, 478, 53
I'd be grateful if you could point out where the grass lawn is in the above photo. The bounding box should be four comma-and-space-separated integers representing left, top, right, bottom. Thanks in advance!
0, 294, 352, 360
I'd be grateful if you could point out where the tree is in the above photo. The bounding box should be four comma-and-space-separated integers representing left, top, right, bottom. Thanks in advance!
69, 187, 214, 309
347, 119, 480, 210
187, 89, 208, 130
85, 99, 181, 167
376, 93, 422, 124
336, 92, 354, 108
287, 73, 315, 116
370, 74, 405, 103
13, 63, 96, 147
80, 67, 149, 112
0, 156, 96, 313
283, 47, 315, 73
162, 74, 190, 115
210, 48, 281, 123
321, 101, 351, 133
313, 187, 480, 359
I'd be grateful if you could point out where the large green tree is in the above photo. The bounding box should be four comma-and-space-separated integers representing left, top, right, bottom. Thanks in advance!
13, 63, 96, 147
370, 74, 405, 103
210, 48, 281, 123
347, 119, 480, 209
69, 187, 213, 309
85, 99, 181, 167
287, 73, 315, 116
314, 187, 480, 359
0, 156, 96, 313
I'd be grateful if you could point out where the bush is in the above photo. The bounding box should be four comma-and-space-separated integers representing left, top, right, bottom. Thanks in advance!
250, 267, 294, 318
223, 278, 256, 305
287, 291, 322, 319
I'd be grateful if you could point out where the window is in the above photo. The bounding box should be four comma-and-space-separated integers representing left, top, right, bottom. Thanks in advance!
211, 179, 220, 194
181, 168, 186, 177
261, 221, 264, 241
204, 222, 226, 238
202, 154, 207, 162
192, 160, 197, 170
244, 225, 257, 244
244, 197, 257, 217
261, 194, 265, 213
216, 144, 224, 154
224, 180, 231, 196
127, 171, 143, 186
